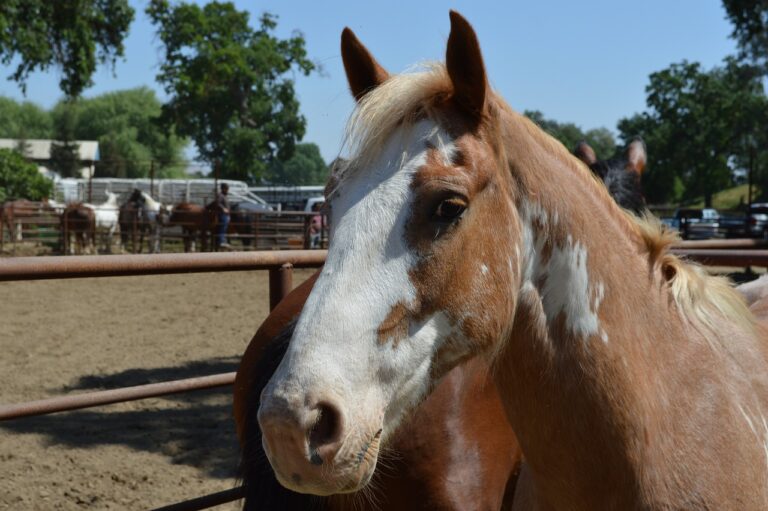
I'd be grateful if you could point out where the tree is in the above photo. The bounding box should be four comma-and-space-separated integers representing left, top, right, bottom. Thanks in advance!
57, 87, 186, 178
723, 0, 768, 70
0, 1, 134, 98
0, 148, 52, 202
49, 101, 81, 178
618, 58, 768, 205
147, 1, 315, 183
266, 143, 328, 185
0, 96, 52, 139
524, 110, 616, 159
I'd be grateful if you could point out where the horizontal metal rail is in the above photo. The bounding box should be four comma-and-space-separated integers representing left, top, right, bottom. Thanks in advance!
671, 249, 768, 267
151, 487, 245, 511
0, 250, 327, 281
0, 372, 236, 420
673, 238, 768, 249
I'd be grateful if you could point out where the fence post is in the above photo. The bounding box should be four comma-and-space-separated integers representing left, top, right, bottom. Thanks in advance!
269, 263, 293, 310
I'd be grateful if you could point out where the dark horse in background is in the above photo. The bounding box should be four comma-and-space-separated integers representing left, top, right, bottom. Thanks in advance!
235, 136, 650, 509
119, 190, 169, 253
574, 138, 646, 214
167, 202, 211, 252
60, 203, 96, 254
168, 201, 256, 252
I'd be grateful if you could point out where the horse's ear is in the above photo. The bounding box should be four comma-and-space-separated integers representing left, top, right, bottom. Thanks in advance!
341, 28, 389, 101
625, 139, 646, 174
446, 11, 488, 121
574, 141, 598, 166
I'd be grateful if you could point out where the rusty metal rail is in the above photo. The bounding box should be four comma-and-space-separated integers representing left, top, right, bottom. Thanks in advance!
0, 250, 327, 281
671, 249, 768, 267
0, 372, 236, 421
673, 238, 768, 249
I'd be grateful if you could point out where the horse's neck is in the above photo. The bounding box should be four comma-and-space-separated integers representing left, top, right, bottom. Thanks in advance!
142, 195, 161, 211
493, 138, 707, 507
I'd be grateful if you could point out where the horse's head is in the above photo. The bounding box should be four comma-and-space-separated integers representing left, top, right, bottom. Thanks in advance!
259, 12, 522, 496
574, 139, 647, 213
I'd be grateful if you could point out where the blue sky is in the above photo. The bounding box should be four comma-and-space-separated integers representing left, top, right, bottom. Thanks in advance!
0, 1, 738, 164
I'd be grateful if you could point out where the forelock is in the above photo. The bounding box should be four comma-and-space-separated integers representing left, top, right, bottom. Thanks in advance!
342, 62, 453, 171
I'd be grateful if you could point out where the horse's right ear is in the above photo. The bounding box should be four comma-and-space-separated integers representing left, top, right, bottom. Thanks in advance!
341, 28, 389, 101
573, 141, 597, 166
625, 139, 646, 174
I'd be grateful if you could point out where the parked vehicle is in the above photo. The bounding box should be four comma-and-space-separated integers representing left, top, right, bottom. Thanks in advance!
747, 203, 768, 239
674, 208, 720, 240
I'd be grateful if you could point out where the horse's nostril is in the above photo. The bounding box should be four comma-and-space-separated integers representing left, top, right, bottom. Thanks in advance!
308, 402, 343, 454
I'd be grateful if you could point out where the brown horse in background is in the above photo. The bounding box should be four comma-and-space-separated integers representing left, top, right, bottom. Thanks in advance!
60, 203, 95, 254
168, 202, 212, 252
0, 199, 49, 242
234, 271, 523, 510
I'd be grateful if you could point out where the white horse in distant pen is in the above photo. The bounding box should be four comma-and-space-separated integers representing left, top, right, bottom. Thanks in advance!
84, 191, 120, 253
140, 191, 171, 253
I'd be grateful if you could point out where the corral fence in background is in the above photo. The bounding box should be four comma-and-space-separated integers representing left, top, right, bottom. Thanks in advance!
0, 201, 329, 254
0, 242, 767, 510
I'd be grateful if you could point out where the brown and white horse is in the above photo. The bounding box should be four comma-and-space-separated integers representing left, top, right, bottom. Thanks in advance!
60, 203, 96, 255
235, 273, 521, 510
258, 11, 768, 510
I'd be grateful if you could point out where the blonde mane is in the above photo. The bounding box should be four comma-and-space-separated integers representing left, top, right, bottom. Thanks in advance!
339, 62, 754, 337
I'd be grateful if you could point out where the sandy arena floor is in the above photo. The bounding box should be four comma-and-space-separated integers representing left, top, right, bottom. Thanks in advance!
0, 268, 316, 510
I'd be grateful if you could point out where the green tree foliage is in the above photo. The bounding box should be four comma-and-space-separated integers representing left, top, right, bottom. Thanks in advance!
49, 101, 81, 178
618, 58, 768, 205
0, 96, 52, 139
0, 148, 52, 202
266, 143, 328, 185
524, 110, 616, 159
147, 1, 315, 183
723, 0, 768, 70
54, 87, 186, 178
0, 1, 135, 98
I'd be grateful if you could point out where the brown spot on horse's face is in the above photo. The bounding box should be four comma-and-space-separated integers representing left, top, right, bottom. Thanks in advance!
401, 133, 520, 378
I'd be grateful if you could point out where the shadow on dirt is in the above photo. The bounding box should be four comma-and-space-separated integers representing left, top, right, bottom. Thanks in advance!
0, 357, 243, 480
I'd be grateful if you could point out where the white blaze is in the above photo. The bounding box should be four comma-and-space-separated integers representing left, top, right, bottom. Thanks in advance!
268, 120, 458, 437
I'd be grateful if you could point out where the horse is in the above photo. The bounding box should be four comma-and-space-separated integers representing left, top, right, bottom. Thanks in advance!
168, 202, 211, 252
235, 272, 522, 510
573, 139, 646, 214
257, 12, 768, 510
236, 143, 653, 509
84, 191, 120, 253
0, 199, 44, 242
229, 204, 256, 249
60, 203, 96, 255
119, 190, 170, 253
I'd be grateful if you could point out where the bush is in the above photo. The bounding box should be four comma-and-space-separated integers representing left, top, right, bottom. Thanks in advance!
0, 148, 53, 202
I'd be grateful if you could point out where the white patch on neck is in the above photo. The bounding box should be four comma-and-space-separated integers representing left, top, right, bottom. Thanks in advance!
520, 200, 604, 341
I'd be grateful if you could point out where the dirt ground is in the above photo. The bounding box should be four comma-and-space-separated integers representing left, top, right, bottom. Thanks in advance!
0, 268, 317, 510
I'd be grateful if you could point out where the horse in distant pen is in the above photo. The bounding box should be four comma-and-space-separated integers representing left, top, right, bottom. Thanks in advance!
119, 190, 170, 253
60, 203, 96, 255
168, 202, 211, 252
84, 192, 120, 253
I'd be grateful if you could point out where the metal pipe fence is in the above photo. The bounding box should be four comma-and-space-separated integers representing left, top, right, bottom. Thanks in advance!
0, 250, 326, 510
2, 244, 768, 509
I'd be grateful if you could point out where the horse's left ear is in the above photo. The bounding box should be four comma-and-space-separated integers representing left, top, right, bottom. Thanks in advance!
446, 11, 488, 121
625, 139, 646, 174
574, 141, 598, 166
341, 28, 389, 101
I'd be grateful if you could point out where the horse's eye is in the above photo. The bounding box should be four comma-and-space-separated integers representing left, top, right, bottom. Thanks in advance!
433, 197, 467, 223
